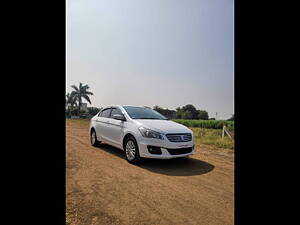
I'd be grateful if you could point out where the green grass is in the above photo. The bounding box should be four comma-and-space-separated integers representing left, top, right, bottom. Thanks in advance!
191, 127, 234, 149
173, 119, 234, 130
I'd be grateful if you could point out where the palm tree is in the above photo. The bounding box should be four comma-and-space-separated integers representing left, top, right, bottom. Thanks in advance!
66, 92, 78, 116
70, 82, 94, 114
66, 92, 77, 107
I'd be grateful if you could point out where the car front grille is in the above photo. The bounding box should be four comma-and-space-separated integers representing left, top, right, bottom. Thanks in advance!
166, 147, 193, 155
165, 133, 192, 142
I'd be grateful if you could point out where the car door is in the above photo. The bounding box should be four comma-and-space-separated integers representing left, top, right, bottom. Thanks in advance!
106, 107, 125, 147
95, 108, 112, 141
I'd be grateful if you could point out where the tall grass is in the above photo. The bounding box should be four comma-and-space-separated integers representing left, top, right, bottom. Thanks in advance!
174, 120, 234, 149
173, 119, 234, 130
191, 127, 234, 149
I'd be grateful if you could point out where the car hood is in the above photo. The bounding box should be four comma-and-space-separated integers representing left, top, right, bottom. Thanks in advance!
134, 119, 191, 134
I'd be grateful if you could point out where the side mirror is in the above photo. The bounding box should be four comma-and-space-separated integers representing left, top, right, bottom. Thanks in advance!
112, 114, 126, 121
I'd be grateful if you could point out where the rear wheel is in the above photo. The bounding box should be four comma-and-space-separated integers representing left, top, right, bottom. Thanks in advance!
124, 136, 141, 164
91, 129, 100, 146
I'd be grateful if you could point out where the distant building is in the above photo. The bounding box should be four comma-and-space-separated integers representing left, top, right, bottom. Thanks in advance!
81, 103, 88, 112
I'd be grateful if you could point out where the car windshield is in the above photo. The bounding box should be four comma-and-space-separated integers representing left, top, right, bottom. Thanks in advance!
123, 106, 167, 120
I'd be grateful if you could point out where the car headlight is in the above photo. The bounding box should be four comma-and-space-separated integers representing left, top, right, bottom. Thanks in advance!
138, 127, 164, 140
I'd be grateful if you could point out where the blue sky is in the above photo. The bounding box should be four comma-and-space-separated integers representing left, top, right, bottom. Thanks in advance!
67, 0, 234, 119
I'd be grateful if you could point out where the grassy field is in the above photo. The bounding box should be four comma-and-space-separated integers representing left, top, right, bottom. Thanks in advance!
66, 119, 234, 150
191, 127, 234, 149
173, 120, 235, 149
173, 119, 234, 130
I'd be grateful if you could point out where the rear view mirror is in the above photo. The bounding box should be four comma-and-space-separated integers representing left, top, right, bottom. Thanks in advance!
112, 114, 126, 121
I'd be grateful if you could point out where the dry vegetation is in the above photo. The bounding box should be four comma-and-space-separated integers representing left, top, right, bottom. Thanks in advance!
191, 127, 234, 149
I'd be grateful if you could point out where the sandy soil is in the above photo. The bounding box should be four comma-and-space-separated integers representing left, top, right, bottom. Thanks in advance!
66, 120, 234, 225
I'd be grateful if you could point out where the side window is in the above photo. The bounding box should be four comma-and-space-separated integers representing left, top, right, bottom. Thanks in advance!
110, 108, 122, 118
100, 108, 112, 118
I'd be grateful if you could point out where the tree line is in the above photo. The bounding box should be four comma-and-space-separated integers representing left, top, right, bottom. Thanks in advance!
154, 104, 210, 120
154, 105, 234, 121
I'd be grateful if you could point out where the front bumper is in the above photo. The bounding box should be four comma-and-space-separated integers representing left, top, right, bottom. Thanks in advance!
136, 136, 195, 159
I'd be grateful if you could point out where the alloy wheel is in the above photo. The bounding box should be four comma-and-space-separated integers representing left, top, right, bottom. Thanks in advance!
125, 140, 136, 161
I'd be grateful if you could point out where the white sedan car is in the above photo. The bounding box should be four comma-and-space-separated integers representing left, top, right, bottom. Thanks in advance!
89, 106, 195, 163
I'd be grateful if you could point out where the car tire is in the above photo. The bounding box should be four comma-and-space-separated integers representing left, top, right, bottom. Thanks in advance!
91, 129, 100, 146
124, 136, 141, 164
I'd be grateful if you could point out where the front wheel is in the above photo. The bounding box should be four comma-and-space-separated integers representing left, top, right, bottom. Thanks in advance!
91, 129, 100, 146
124, 137, 141, 164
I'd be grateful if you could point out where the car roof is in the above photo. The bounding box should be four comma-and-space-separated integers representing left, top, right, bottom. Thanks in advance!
122, 105, 151, 108
102, 105, 150, 109
101, 105, 121, 109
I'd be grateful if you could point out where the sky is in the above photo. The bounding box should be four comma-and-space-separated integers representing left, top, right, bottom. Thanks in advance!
67, 0, 234, 120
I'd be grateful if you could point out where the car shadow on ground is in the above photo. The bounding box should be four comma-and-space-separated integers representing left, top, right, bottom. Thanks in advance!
95, 143, 214, 176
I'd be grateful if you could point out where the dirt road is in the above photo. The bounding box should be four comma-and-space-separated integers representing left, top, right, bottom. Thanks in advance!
66, 120, 234, 225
